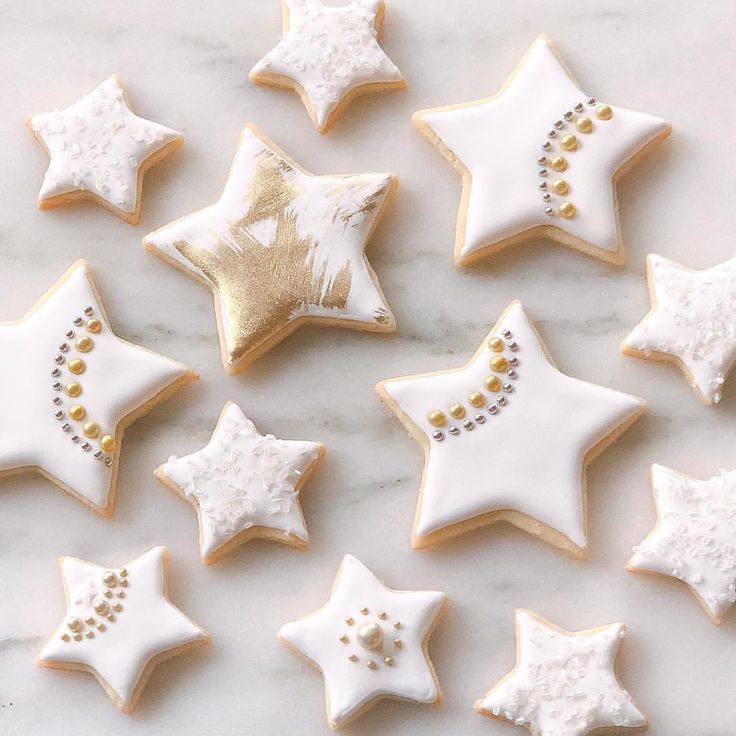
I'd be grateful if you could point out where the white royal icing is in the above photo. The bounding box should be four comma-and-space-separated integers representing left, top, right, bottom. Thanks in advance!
0, 261, 193, 513
157, 402, 323, 562
622, 253, 736, 404
415, 36, 670, 263
629, 464, 736, 623
250, 0, 405, 130
143, 125, 396, 370
29, 75, 182, 215
476, 611, 646, 736
379, 302, 644, 551
38, 546, 208, 711
278, 554, 445, 728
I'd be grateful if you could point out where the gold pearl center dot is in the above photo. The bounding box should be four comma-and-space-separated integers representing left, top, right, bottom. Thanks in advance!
560, 134, 578, 151
83, 421, 99, 439
490, 356, 509, 373
468, 392, 485, 408
552, 179, 569, 196
488, 337, 504, 352
559, 201, 576, 219
449, 404, 466, 419
428, 410, 446, 428
596, 104, 613, 120
65, 382, 82, 398
75, 336, 93, 353
100, 435, 115, 453
484, 376, 501, 392
86, 318, 102, 334
549, 156, 567, 172
575, 116, 593, 133
68, 359, 86, 375
69, 405, 86, 421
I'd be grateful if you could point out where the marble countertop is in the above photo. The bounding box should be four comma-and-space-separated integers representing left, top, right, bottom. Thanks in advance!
1, 1, 734, 734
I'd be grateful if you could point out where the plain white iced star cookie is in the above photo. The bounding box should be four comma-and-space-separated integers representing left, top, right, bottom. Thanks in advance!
376, 301, 645, 554
278, 554, 445, 729
628, 464, 736, 624
37, 546, 209, 713
249, 0, 406, 133
143, 124, 396, 373
621, 253, 736, 405
155, 401, 324, 564
475, 610, 646, 736
0, 260, 196, 515
26, 75, 182, 223
413, 35, 670, 266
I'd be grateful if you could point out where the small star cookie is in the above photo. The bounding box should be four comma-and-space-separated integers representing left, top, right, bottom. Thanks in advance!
0, 260, 196, 515
475, 610, 646, 736
143, 124, 396, 373
629, 464, 736, 624
413, 35, 670, 266
278, 554, 446, 729
37, 546, 209, 713
250, 0, 406, 133
622, 253, 736, 405
26, 75, 182, 224
155, 401, 324, 565
376, 301, 645, 554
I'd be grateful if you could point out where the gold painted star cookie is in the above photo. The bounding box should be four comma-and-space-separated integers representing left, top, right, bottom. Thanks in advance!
376, 301, 645, 554
26, 75, 183, 224
155, 401, 324, 564
250, 0, 406, 133
622, 253, 736, 405
475, 610, 646, 736
143, 124, 396, 373
37, 546, 209, 713
278, 554, 446, 729
0, 261, 196, 515
413, 35, 670, 266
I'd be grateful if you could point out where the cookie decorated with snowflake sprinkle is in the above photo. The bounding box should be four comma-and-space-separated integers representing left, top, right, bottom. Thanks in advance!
376, 301, 645, 554
250, 0, 406, 133
0, 260, 196, 515
278, 554, 445, 729
413, 34, 670, 266
475, 610, 646, 736
26, 75, 182, 224
155, 401, 324, 564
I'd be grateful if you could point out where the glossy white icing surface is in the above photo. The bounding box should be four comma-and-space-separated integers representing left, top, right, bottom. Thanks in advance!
278, 554, 445, 728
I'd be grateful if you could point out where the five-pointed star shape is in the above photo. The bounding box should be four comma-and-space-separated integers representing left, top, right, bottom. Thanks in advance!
37, 546, 209, 713
413, 35, 670, 266
0, 260, 196, 515
143, 124, 396, 374
26, 74, 182, 224
622, 253, 736, 405
249, 0, 406, 133
278, 554, 445, 729
155, 401, 324, 564
376, 301, 645, 554
628, 464, 736, 624
475, 610, 646, 736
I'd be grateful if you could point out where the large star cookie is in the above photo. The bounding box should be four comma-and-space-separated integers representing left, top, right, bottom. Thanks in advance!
622, 253, 736, 405
26, 75, 182, 224
376, 301, 645, 554
0, 261, 196, 515
143, 125, 396, 373
155, 401, 324, 564
37, 546, 209, 713
629, 464, 736, 624
413, 35, 670, 266
250, 0, 406, 133
475, 610, 646, 736
278, 554, 445, 729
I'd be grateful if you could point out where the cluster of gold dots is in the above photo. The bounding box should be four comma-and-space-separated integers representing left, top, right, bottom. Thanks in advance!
538, 99, 614, 219
340, 606, 402, 669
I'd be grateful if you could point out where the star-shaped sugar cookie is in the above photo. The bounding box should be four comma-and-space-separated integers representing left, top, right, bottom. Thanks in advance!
26, 75, 182, 224
475, 610, 646, 736
413, 35, 670, 266
0, 261, 196, 515
155, 401, 324, 564
622, 253, 736, 405
37, 546, 209, 713
376, 301, 645, 554
628, 464, 736, 624
278, 554, 445, 729
250, 0, 406, 133
144, 125, 396, 373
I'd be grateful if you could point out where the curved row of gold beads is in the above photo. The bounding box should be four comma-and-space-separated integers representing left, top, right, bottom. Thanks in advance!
51, 307, 115, 466
60, 568, 129, 642
538, 98, 614, 219
427, 330, 519, 442
341, 607, 401, 669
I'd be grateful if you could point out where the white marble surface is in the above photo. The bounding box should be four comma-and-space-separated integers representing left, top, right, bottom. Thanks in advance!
0, 1, 734, 734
